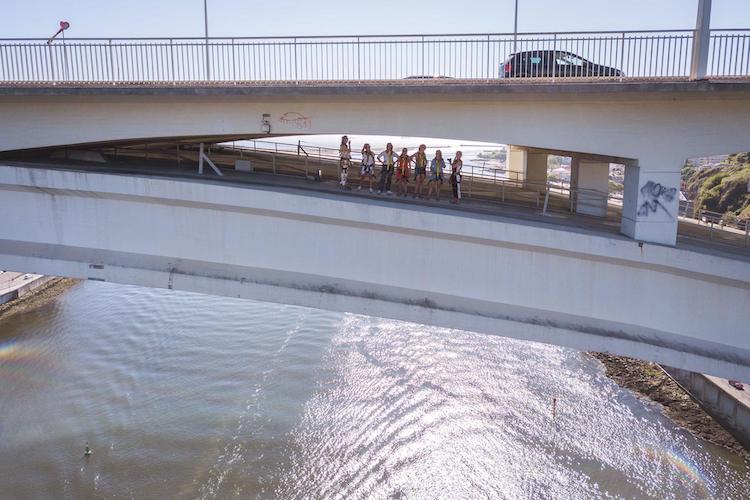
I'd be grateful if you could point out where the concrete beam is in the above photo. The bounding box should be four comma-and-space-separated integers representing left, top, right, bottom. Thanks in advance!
519, 145, 636, 167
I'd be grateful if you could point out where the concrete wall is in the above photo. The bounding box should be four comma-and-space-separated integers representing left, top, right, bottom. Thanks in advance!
663, 366, 750, 450
0, 274, 55, 305
1, 164, 750, 380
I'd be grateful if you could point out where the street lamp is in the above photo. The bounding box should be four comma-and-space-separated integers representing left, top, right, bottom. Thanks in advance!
47, 21, 71, 81
204, 0, 210, 80
513, 0, 519, 54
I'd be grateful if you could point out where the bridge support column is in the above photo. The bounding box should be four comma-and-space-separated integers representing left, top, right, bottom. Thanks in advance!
690, 0, 712, 80
572, 159, 609, 217
620, 164, 681, 246
507, 146, 547, 186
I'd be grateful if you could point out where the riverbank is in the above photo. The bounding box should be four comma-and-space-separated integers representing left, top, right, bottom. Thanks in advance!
0, 277, 79, 322
591, 352, 750, 460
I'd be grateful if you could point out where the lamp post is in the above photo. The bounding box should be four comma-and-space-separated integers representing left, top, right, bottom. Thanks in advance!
513, 0, 519, 54
47, 21, 71, 81
204, 0, 210, 80
690, 0, 712, 80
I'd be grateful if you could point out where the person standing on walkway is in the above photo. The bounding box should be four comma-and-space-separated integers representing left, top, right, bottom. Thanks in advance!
395, 147, 411, 197
339, 135, 352, 189
359, 143, 376, 192
427, 149, 446, 201
411, 144, 428, 199
377, 143, 398, 195
450, 151, 463, 204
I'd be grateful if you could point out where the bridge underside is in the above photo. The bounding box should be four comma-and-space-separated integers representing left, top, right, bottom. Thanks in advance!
1, 164, 749, 380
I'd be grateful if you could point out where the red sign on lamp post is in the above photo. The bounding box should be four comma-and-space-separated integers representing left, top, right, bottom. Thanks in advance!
47, 21, 71, 45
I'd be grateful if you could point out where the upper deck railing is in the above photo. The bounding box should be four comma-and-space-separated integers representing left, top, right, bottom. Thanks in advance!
0, 29, 748, 84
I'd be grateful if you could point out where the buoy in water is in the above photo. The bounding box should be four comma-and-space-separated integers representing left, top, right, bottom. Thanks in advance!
84, 442, 92, 457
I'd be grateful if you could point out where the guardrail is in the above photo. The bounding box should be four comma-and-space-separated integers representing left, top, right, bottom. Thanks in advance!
694, 210, 750, 246
708, 29, 750, 78
0, 29, 748, 84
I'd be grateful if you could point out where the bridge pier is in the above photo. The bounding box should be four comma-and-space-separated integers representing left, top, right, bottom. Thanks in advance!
507, 146, 548, 186
571, 159, 610, 217
621, 165, 681, 246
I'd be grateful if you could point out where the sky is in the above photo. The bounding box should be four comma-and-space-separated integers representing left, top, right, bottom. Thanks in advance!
2, 0, 750, 39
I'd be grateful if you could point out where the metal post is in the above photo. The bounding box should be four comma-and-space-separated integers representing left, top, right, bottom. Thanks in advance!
204, 0, 211, 81
62, 30, 69, 81
169, 39, 176, 83
486, 35, 491, 80
357, 37, 361, 82
232, 38, 236, 82
551, 33, 557, 82
745, 221, 749, 247
198, 142, 205, 174
108, 39, 114, 82
690, 0, 712, 80
619, 32, 626, 82
421, 36, 425, 76
293, 37, 298, 83
513, 0, 519, 54
542, 184, 550, 215
198, 142, 223, 176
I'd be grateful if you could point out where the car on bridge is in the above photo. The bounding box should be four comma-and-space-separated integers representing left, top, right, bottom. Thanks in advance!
500, 50, 624, 78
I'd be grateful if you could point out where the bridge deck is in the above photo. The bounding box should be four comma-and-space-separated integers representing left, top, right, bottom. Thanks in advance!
2, 79, 749, 97
4, 157, 748, 262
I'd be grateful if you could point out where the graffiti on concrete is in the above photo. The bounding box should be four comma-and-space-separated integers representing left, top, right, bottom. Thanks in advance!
637, 181, 678, 219
279, 112, 312, 129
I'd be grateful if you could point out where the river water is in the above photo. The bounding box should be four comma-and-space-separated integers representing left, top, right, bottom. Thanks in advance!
0, 281, 748, 499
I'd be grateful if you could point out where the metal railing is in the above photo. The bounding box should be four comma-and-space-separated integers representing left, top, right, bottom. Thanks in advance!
1, 29, 748, 84
209, 139, 609, 214
708, 29, 750, 77
227, 139, 525, 184
692, 210, 750, 246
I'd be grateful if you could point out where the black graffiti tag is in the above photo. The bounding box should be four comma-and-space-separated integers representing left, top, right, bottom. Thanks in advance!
637, 181, 678, 219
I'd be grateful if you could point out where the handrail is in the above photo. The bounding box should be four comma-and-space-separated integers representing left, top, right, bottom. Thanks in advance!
0, 29, 710, 42
2, 29, 747, 83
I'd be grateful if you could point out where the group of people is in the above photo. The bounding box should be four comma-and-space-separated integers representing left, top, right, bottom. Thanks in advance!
338, 136, 463, 203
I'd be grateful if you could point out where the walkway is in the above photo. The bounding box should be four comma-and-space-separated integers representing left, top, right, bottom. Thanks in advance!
4, 156, 749, 261
0, 271, 52, 305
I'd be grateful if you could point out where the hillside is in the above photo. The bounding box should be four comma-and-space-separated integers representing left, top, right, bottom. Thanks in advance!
682, 152, 750, 222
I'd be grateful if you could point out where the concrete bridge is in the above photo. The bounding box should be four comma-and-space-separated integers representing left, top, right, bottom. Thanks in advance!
1, 13, 749, 379
0, 164, 748, 380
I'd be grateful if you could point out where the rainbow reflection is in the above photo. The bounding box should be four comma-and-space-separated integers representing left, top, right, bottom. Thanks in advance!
0, 339, 56, 387
645, 446, 713, 498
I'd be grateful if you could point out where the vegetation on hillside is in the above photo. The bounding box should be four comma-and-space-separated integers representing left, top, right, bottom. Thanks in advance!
682, 152, 750, 222
476, 150, 507, 161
